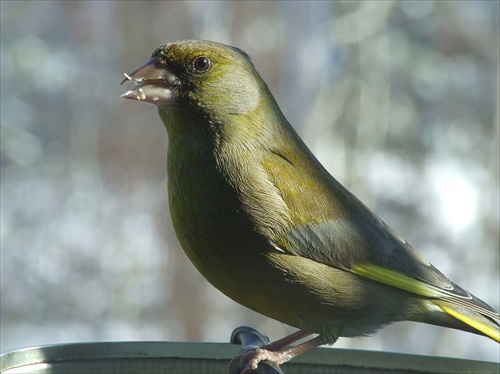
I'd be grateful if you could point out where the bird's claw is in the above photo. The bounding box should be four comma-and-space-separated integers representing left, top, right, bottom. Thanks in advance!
229, 326, 284, 373
239, 348, 291, 373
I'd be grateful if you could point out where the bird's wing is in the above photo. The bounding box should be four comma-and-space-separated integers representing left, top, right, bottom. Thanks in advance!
262, 141, 498, 325
280, 218, 496, 314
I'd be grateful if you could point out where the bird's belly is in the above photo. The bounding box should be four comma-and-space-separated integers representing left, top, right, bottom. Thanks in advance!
172, 210, 418, 338
167, 157, 418, 338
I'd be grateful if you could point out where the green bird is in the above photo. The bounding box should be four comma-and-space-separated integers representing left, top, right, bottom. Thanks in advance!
121, 40, 499, 372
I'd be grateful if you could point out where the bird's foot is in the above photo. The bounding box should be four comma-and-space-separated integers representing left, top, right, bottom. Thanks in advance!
235, 347, 292, 373
229, 326, 325, 373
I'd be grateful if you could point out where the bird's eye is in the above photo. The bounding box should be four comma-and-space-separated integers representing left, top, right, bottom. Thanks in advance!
193, 56, 211, 72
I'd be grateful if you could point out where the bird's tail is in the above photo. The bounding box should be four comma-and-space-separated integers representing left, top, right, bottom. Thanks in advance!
351, 263, 499, 341
427, 295, 500, 342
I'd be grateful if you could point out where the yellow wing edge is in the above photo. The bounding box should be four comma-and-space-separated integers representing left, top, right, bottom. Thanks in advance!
350, 263, 442, 298
351, 263, 500, 342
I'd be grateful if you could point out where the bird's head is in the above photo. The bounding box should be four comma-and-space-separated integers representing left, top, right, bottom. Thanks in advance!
121, 40, 270, 130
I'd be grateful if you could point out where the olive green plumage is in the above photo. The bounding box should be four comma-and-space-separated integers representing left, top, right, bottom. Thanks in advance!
122, 40, 499, 347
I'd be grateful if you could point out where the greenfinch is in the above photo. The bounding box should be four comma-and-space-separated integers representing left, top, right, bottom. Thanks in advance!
121, 40, 499, 372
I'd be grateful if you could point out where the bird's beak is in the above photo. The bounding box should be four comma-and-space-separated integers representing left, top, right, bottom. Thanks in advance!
120, 57, 179, 106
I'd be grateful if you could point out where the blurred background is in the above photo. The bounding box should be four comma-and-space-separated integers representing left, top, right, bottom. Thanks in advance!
1, 0, 499, 363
